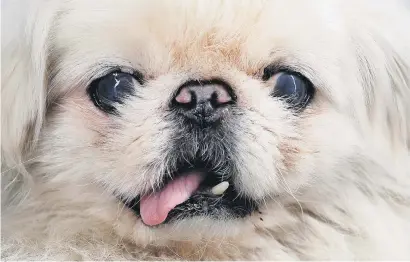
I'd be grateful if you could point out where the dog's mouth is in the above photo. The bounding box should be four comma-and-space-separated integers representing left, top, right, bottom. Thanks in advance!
122, 160, 257, 227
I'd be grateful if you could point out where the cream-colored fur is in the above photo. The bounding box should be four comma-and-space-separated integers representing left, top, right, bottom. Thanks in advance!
2, 0, 410, 260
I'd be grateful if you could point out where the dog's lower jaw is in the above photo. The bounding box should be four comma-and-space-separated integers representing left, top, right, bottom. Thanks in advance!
121, 185, 258, 227
3, 162, 410, 261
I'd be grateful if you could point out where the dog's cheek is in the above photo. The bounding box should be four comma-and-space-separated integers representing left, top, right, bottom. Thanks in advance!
59, 92, 114, 146
37, 93, 116, 184
285, 107, 365, 192
231, 98, 301, 199
85, 94, 178, 197
231, 98, 362, 200
41, 87, 175, 198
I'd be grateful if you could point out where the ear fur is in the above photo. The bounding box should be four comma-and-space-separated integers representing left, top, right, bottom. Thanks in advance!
1, 1, 57, 178
351, 1, 410, 153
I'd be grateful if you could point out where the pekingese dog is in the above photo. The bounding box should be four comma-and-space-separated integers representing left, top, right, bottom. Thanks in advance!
2, 0, 410, 260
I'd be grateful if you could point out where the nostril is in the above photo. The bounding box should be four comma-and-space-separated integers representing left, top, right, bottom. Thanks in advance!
175, 87, 193, 105
212, 85, 232, 106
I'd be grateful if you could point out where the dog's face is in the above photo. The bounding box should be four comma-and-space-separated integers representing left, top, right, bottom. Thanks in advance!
43, 0, 362, 226
3, 0, 409, 239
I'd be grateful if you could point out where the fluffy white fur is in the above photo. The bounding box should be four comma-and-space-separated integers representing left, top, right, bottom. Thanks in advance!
2, 0, 410, 260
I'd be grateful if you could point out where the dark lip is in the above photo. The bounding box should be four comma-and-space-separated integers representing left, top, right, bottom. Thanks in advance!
120, 163, 258, 226
163, 185, 257, 224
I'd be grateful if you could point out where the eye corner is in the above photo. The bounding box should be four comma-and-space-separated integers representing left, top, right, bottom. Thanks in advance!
88, 84, 117, 114
131, 70, 145, 85
262, 64, 286, 81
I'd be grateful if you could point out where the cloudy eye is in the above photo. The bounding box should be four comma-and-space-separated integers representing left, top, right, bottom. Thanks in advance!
88, 71, 140, 113
266, 70, 314, 108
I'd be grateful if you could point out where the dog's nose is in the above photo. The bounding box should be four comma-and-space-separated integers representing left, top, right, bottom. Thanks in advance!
172, 81, 234, 124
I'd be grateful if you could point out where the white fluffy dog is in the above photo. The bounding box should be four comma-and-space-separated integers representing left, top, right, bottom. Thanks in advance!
2, 0, 410, 260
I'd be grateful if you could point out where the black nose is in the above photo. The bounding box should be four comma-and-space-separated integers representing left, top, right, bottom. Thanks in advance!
172, 80, 235, 124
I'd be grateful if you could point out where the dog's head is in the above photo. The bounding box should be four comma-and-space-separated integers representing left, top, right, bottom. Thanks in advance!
2, 0, 410, 236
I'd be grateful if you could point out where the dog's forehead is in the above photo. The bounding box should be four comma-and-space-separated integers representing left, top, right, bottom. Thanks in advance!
52, 0, 347, 82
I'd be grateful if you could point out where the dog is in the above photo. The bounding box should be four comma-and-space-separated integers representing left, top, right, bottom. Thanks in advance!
2, 0, 410, 260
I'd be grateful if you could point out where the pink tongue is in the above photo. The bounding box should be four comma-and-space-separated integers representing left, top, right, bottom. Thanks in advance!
140, 173, 202, 226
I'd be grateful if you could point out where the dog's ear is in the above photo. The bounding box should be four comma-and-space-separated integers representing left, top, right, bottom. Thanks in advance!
382, 42, 410, 151
353, 2, 410, 152
1, 1, 56, 174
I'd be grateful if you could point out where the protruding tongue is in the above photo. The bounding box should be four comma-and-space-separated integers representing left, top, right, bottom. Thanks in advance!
140, 173, 202, 226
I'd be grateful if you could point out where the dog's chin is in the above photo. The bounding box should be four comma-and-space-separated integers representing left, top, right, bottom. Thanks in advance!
119, 160, 258, 227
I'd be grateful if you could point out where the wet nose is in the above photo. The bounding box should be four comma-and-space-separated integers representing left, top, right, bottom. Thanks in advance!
172, 80, 235, 124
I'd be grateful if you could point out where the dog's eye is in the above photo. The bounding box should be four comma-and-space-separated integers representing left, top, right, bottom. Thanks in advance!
268, 71, 314, 108
88, 71, 139, 113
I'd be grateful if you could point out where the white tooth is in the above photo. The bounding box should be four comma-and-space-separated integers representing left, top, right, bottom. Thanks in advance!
211, 181, 229, 195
